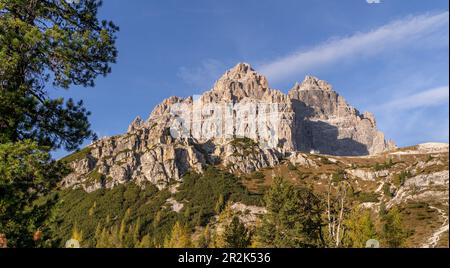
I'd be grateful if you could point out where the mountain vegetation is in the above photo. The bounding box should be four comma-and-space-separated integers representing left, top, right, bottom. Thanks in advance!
1, 1, 447, 249
43, 169, 415, 248
0, 0, 118, 247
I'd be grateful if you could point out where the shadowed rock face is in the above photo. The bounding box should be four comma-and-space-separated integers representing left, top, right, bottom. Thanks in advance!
61, 63, 396, 191
288, 75, 395, 155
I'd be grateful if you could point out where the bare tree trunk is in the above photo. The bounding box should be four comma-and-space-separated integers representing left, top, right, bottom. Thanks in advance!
327, 179, 332, 238
327, 178, 349, 248
336, 184, 347, 247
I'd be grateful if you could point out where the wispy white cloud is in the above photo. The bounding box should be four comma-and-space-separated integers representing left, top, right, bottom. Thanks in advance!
382, 86, 449, 110
373, 86, 449, 145
377, 106, 449, 146
259, 11, 449, 83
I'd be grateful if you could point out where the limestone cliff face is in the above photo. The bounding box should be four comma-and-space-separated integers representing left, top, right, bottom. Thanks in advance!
179, 63, 295, 152
61, 63, 396, 192
288, 75, 395, 155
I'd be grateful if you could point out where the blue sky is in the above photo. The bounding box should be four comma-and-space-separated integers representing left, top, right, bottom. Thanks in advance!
51, 0, 449, 158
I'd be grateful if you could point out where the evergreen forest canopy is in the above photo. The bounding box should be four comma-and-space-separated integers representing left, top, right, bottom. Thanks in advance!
0, 0, 117, 247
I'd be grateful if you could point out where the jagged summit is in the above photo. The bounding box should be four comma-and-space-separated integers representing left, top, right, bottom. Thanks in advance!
128, 116, 143, 132
139, 62, 395, 155
61, 62, 397, 192
291, 75, 333, 92
227, 62, 254, 75
215, 62, 261, 84
58, 62, 448, 249
208, 62, 270, 101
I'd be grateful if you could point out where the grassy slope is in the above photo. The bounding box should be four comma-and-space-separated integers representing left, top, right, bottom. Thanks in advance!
55, 146, 449, 248
240, 151, 449, 248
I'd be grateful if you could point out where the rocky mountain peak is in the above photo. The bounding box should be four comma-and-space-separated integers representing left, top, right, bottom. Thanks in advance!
209, 62, 269, 101
127, 116, 143, 132
215, 62, 260, 84
292, 75, 333, 92
62, 62, 397, 193
148, 96, 188, 120
227, 62, 254, 76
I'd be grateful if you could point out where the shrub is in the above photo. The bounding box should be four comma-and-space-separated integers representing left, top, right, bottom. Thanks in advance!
296, 170, 309, 180
60, 147, 92, 163
355, 192, 380, 203
230, 137, 258, 148
331, 169, 346, 183
287, 162, 297, 171
230, 137, 258, 156
175, 166, 263, 228
393, 171, 411, 187
251, 171, 265, 181
383, 183, 393, 198
50, 183, 174, 248
320, 157, 333, 165
373, 158, 395, 171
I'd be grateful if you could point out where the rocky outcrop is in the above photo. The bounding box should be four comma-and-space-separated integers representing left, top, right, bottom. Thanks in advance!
61, 62, 396, 192
289, 75, 395, 155
347, 169, 389, 181
186, 63, 295, 152
289, 152, 318, 168
387, 170, 449, 208
230, 202, 267, 227
220, 140, 281, 174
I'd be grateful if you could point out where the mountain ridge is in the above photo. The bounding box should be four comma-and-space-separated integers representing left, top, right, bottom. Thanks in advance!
61, 62, 399, 192
57, 64, 449, 247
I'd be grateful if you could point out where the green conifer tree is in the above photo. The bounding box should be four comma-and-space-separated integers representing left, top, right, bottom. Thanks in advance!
0, 0, 118, 248
255, 177, 324, 248
343, 208, 378, 248
381, 207, 407, 248
222, 216, 251, 248
164, 221, 192, 248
